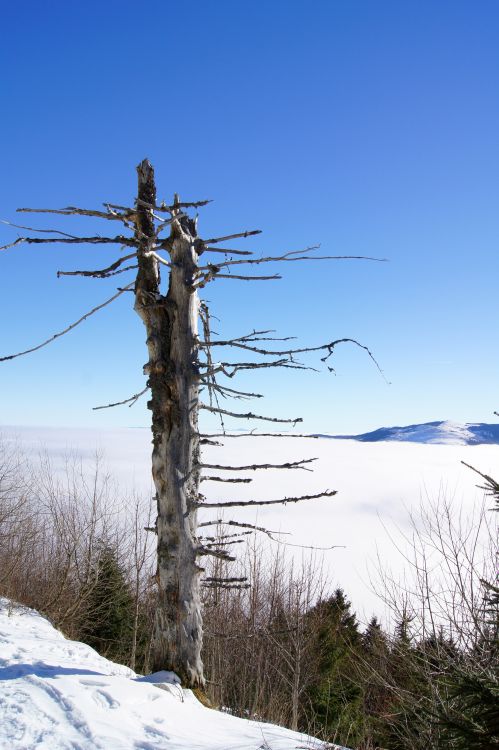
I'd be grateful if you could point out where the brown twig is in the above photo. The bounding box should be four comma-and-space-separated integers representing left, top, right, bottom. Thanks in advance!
196, 489, 337, 508
199, 431, 322, 439
198, 247, 387, 270
0, 235, 136, 251
200, 246, 254, 256
200, 476, 253, 483
195, 272, 281, 287
57, 252, 138, 279
200, 458, 317, 472
0, 284, 134, 362
1, 219, 79, 239
202, 229, 262, 244
17, 205, 135, 222
92, 387, 149, 411
200, 403, 303, 424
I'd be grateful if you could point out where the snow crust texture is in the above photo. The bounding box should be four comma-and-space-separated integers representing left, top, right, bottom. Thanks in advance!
0, 599, 339, 750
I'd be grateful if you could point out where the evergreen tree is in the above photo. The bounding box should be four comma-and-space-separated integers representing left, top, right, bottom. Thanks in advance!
435, 465, 499, 749
80, 542, 135, 664
373, 612, 433, 750
303, 589, 364, 747
438, 667, 499, 749
359, 616, 394, 746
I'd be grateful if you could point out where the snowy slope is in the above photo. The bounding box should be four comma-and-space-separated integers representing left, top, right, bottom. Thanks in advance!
327, 420, 499, 445
0, 599, 339, 750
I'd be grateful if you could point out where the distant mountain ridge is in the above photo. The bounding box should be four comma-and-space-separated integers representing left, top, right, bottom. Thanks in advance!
322, 421, 499, 445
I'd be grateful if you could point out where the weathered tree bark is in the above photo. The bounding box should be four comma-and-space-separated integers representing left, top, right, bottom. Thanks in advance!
133, 160, 204, 687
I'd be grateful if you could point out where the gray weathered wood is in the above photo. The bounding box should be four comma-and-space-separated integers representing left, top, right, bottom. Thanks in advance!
133, 160, 204, 687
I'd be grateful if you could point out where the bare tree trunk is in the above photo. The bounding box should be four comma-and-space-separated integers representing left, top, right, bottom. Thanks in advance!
134, 160, 204, 687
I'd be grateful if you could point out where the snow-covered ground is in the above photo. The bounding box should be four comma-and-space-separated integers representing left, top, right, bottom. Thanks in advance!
0, 598, 339, 750
2, 425, 497, 622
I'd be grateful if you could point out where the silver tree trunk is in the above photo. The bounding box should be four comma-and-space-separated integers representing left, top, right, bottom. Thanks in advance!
133, 160, 203, 687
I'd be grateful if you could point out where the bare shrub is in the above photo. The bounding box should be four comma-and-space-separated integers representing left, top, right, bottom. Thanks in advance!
0, 436, 38, 597
202, 532, 329, 728
370, 490, 498, 750
376, 491, 496, 648
0, 440, 155, 670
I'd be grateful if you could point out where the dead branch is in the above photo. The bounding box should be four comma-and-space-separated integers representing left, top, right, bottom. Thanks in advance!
196, 546, 236, 562
200, 329, 297, 345
199, 301, 227, 430
200, 335, 379, 362
17, 205, 135, 222
57, 252, 138, 279
0, 284, 134, 362
199, 359, 314, 377
200, 476, 253, 484
0, 235, 136, 251
198, 519, 292, 543
198, 246, 254, 257
195, 489, 337, 508
198, 247, 387, 270
199, 431, 321, 439
198, 518, 340, 552
199, 302, 217, 408
200, 531, 253, 543
135, 198, 212, 213
195, 271, 281, 287
92, 386, 149, 411
204, 577, 248, 583
203, 583, 250, 590
199, 380, 264, 400
144, 250, 171, 267
202, 336, 386, 381
199, 404, 302, 424
202, 229, 262, 244
103, 203, 135, 212
1, 219, 79, 239
60, 263, 138, 279
200, 458, 317, 472
198, 519, 289, 533
275, 540, 346, 551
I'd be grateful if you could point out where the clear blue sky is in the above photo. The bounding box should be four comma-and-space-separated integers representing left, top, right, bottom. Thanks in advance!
1, 0, 498, 433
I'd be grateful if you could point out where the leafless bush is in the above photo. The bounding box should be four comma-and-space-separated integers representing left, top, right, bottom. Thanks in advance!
0, 438, 155, 670
202, 532, 330, 728
369, 489, 498, 749
375, 491, 496, 649
0, 437, 38, 596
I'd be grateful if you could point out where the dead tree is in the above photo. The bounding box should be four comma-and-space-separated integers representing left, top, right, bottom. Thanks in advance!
0, 160, 384, 688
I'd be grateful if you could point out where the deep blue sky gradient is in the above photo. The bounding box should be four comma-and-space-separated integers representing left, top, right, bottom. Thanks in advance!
1, 1, 499, 432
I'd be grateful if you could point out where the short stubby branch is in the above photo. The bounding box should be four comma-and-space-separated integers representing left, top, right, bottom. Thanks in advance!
195, 489, 337, 508
199, 403, 302, 424
200, 458, 317, 472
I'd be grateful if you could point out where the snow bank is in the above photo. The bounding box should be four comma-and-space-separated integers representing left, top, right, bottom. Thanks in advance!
0, 599, 340, 750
